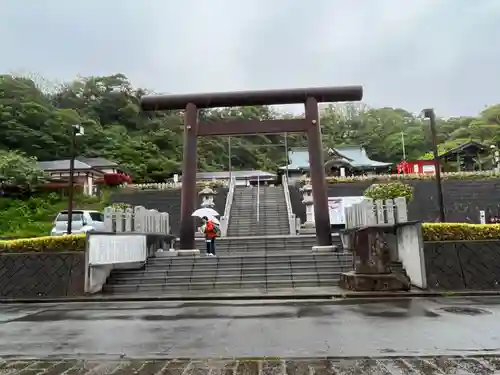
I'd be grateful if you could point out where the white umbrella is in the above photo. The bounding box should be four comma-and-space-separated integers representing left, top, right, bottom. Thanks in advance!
192, 207, 220, 218
208, 216, 220, 225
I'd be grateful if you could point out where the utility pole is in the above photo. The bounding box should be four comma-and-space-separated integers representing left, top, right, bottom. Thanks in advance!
401, 131, 406, 160
423, 108, 445, 222
67, 124, 84, 234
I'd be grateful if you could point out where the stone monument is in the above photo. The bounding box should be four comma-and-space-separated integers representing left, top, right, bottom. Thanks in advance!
340, 225, 411, 291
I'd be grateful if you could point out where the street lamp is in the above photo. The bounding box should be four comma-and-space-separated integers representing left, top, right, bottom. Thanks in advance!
422, 108, 445, 222
67, 124, 85, 235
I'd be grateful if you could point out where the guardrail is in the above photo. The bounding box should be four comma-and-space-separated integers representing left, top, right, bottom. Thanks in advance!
282, 174, 298, 235
220, 177, 236, 236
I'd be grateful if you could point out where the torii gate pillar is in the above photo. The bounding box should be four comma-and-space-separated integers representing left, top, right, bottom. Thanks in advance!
141, 86, 363, 250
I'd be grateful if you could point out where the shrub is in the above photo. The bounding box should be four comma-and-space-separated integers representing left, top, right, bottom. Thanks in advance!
0, 234, 86, 253
364, 181, 414, 202
104, 173, 130, 186
325, 171, 500, 184
422, 223, 500, 241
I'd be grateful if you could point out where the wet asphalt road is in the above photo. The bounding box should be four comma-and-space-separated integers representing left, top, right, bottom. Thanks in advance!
1, 296, 500, 360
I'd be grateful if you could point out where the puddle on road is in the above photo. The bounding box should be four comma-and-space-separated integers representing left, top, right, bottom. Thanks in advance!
439, 307, 491, 316
11, 301, 492, 323
358, 309, 440, 318
8, 304, 339, 322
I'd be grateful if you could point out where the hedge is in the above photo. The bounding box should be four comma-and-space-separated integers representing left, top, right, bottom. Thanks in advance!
422, 223, 500, 241
0, 234, 86, 253
323, 171, 500, 184
364, 181, 414, 202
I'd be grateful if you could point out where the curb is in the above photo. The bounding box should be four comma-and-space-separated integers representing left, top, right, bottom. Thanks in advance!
2, 290, 500, 304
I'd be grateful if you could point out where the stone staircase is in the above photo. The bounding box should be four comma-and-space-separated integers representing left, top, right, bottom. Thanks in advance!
103, 251, 353, 294
227, 186, 290, 237
102, 184, 411, 296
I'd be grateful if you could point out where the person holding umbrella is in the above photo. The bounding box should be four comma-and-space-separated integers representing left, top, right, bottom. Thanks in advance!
201, 216, 220, 256
192, 208, 221, 256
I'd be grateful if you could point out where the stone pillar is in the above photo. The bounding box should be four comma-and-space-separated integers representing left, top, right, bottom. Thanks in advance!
299, 182, 315, 234
339, 226, 411, 291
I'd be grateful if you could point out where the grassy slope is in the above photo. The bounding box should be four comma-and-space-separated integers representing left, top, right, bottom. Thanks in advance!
0, 194, 107, 240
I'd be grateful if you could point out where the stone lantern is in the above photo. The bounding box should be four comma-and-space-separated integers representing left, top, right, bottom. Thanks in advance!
199, 185, 216, 209
196, 185, 217, 237
300, 181, 315, 234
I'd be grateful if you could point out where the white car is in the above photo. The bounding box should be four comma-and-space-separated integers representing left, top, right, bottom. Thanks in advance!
50, 210, 106, 236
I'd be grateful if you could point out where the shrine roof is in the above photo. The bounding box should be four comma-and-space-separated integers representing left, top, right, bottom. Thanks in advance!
280, 146, 392, 170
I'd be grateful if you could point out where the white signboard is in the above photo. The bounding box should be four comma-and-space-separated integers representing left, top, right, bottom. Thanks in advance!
312, 196, 365, 225
422, 165, 436, 174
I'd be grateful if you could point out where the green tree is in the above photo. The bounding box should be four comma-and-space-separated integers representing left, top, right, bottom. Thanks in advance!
2, 72, 500, 182
0, 150, 45, 187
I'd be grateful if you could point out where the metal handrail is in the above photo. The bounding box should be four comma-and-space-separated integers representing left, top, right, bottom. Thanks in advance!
281, 174, 297, 234
256, 175, 260, 222
221, 177, 236, 236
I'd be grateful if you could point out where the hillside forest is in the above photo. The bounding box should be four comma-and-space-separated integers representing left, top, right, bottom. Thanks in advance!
2, 73, 500, 183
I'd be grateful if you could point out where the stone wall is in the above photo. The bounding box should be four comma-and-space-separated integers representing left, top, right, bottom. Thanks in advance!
290, 179, 500, 224
424, 240, 500, 290
0, 252, 85, 298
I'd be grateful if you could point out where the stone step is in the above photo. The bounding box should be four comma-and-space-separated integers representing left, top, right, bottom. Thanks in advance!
102, 279, 339, 293
147, 257, 351, 267
227, 221, 287, 224
226, 222, 289, 225
121, 258, 349, 269
184, 239, 340, 246
147, 256, 352, 266
226, 216, 286, 219
226, 221, 289, 224
225, 223, 278, 226
110, 265, 344, 279
108, 272, 340, 285
226, 229, 291, 233
183, 243, 319, 249
179, 246, 337, 253
146, 260, 352, 271
190, 235, 336, 241
148, 252, 352, 262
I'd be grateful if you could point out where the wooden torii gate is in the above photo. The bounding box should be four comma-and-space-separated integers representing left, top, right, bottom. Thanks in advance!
141, 86, 363, 250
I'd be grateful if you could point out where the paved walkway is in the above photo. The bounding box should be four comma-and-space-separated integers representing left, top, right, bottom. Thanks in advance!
1, 357, 500, 374
2, 297, 500, 373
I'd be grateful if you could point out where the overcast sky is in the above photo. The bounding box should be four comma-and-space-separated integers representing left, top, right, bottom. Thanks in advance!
1, 0, 499, 117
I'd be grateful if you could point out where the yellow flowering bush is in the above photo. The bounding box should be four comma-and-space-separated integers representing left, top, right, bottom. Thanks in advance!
0, 234, 86, 253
